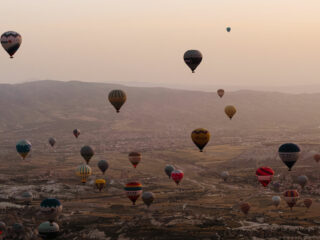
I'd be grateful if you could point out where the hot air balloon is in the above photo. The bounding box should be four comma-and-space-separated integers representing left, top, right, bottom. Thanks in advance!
225, 105, 236, 119
80, 145, 94, 164
73, 129, 80, 139
217, 89, 225, 98
283, 190, 299, 210
48, 137, 56, 147
191, 128, 210, 152
278, 143, 300, 171
272, 196, 281, 208
128, 152, 141, 168
108, 90, 126, 113
240, 202, 250, 215
297, 175, 308, 189
16, 140, 31, 160
40, 198, 62, 223
256, 167, 274, 187
38, 221, 60, 239
124, 182, 142, 205
183, 50, 202, 73
95, 179, 106, 192
314, 154, 320, 163
142, 192, 155, 208
221, 171, 229, 181
165, 165, 175, 179
1, 31, 22, 58
97, 160, 109, 174
304, 198, 312, 209
226, 27, 231, 32
76, 164, 92, 184
171, 170, 184, 185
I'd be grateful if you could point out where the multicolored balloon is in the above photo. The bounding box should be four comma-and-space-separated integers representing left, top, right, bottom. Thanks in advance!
80, 145, 94, 164
95, 179, 106, 192
283, 190, 299, 210
278, 143, 300, 171
124, 182, 142, 205
272, 196, 281, 208
225, 105, 236, 119
128, 152, 141, 168
240, 202, 250, 215
142, 192, 155, 208
48, 137, 56, 147
191, 128, 210, 152
183, 50, 202, 73
217, 89, 225, 98
304, 198, 312, 209
171, 170, 184, 185
256, 167, 274, 187
76, 164, 92, 184
97, 160, 109, 174
1, 31, 22, 58
73, 129, 80, 139
40, 198, 62, 223
165, 165, 175, 179
297, 175, 308, 189
16, 140, 32, 160
108, 90, 126, 113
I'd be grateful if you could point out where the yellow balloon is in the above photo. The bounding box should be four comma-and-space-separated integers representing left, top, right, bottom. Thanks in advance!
95, 179, 106, 192
191, 128, 210, 152
225, 105, 236, 119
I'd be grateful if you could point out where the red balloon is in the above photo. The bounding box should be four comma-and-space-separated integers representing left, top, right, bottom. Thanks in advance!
240, 202, 250, 215
256, 167, 274, 187
171, 170, 184, 185
314, 154, 320, 163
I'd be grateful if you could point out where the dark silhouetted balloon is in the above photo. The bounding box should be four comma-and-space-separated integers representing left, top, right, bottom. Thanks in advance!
128, 152, 141, 168
304, 198, 312, 209
191, 128, 210, 152
278, 143, 300, 171
16, 140, 32, 160
73, 129, 80, 138
142, 192, 155, 208
80, 145, 94, 164
183, 50, 202, 73
240, 202, 250, 215
38, 221, 60, 239
48, 137, 56, 147
226, 27, 231, 32
97, 160, 109, 174
217, 89, 225, 98
165, 165, 175, 179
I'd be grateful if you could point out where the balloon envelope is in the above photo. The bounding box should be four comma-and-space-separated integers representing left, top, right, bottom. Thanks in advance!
217, 89, 225, 98
283, 190, 299, 210
171, 170, 184, 185
80, 146, 94, 164
76, 164, 92, 184
256, 167, 274, 187
297, 175, 308, 189
97, 160, 109, 174
221, 171, 229, 181
40, 198, 62, 222
191, 128, 210, 152
142, 192, 155, 207
128, 152, 141, 168
48, 137, 56, 147
240, 202, 250, 215
124, 182, 142, 205
304, 198, 312, 209
95, 179, 106, 192
108, 90, 126, 113
38, 221, 60, 239
314, 154, 320, 163
1, 31, 22, 58
183, 50, 202, 73
73, 129, 80, 138
272, 196, 281, 207
225, 105, 236, 119
165, 165, 175, 178
16, 140, 32, 159
226, 27, 231, 32
278, 143, 300, 171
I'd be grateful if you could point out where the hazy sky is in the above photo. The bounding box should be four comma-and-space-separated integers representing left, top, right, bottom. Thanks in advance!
0, 0, 320, 89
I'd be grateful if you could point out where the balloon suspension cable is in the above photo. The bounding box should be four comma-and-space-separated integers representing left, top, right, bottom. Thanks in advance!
10, 56, 13, 59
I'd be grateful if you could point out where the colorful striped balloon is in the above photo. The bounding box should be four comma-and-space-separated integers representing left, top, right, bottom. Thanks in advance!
283, 190, 299, 210
76, 164, 92, 184
256, 167, 274, 187
124, 182, 142, 205
108, 90, 126, 113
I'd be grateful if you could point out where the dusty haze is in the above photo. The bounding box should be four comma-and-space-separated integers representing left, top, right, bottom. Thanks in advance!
0, 0, 320, 92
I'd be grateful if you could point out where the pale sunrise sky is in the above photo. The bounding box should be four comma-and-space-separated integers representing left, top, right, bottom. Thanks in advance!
0, 0, 320, 89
